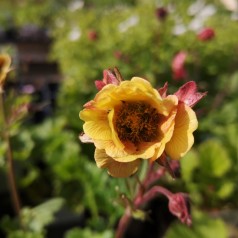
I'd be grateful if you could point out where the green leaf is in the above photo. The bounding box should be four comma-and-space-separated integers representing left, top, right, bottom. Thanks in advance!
228, 72, 238, 94
165, 223, 198, 238
181, 150, 199, 182
213, 123, 238, 160
8, 231, 44, 238
19, 168, 39, 187
0, 141, 7, 168
12, 130, 34, 161
65, 228, 113, 238
21, 198, 65, 232
216, 182, 235, 199
198, 140, 231, 177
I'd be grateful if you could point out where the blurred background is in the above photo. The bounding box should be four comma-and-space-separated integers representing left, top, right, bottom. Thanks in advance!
0, 0, 238, 237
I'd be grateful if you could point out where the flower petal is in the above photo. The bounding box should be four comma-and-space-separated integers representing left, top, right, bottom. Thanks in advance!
94, 140, 128, 157
95, 149, 141, 177
80, 109, 112, 141
108, 108, 125, 150
158, 95, 178, 116
83, 121, 111, 140
150, 108, 177, 162
80, 108, 104, 121
165, 103, 198, 160
113, 142, 164, 162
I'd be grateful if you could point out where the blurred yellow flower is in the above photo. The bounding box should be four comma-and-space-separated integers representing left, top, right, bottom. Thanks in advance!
0, 54, 11, 90
79, 77, 198, 177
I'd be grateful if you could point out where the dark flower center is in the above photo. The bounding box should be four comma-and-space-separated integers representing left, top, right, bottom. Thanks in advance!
114, 101, 160, 145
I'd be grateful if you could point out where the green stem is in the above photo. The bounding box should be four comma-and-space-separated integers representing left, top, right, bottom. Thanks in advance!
125, 178, 133, 198
0, 92, 22, 225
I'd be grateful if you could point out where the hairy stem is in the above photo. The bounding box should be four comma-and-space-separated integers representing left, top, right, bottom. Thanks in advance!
134, 186, 172, 207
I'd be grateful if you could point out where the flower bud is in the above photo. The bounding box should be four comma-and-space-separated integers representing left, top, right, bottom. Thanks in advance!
168, 193, 192, 226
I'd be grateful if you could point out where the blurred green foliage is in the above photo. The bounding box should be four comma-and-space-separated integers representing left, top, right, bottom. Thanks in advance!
165, 210, 229, 238
0, 0, 238, 237
65, 228, 113, 238
1, 198, 64, 238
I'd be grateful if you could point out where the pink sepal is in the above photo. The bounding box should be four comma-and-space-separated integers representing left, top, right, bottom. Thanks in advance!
158, 82, 168, 98
95, 69, 120, 91
174, 81, 207, 107
95, 80, 106, 91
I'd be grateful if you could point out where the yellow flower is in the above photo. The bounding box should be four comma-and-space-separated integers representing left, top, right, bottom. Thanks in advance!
0, 54, 11, 90
79, 77, 198, 177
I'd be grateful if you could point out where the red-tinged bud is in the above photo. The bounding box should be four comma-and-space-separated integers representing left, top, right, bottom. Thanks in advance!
172, 51, 187, 80
197, 27, 215, 41
168, 193, 192, 226
174, 81, 207, 107
88, 30, 98, 41
156, 7, 168, 21
134, 186, 192, 226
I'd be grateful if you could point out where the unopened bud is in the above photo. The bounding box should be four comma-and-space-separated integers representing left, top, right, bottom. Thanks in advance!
168, 193, 192, 226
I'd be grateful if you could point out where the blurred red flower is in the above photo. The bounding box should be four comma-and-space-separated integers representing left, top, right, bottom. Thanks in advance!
87, 30, 98, 41
197, 27, 215, 41
172, 51, 187, 80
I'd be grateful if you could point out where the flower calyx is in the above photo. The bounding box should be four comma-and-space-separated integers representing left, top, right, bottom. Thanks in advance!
95, 67, 122, 91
